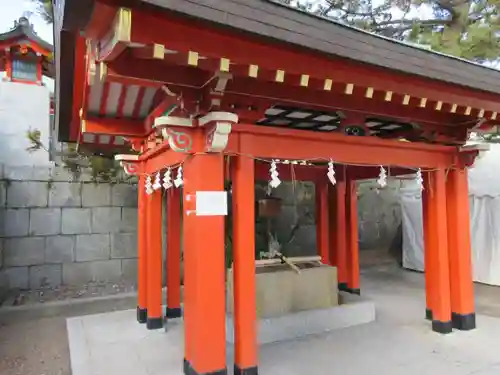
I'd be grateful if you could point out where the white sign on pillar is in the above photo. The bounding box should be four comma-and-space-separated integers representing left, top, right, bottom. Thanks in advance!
191, 191, 228, 216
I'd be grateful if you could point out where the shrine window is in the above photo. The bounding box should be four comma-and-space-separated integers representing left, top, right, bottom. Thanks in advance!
11, 59, 38, 81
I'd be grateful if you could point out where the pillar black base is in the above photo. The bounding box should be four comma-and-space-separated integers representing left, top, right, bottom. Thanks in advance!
146, 317, 163, 330
425, 308, 433, 321
338, 282, 349, 292
234, 365, 258, 375
346, 288, 361, 295
452, 312, 476, 331
166, 307, 183, 319
184, 360, 227, 375
432, 320, 453, 334
137, 307, 147, 324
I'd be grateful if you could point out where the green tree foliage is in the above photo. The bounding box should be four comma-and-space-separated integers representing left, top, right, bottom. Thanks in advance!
278, 0, 500, 63
31, 0, 53, 24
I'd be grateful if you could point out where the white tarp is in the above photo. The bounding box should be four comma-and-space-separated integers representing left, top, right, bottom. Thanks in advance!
402, 144, 500, 286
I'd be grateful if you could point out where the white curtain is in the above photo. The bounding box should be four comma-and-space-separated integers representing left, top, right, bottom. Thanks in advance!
401, 144, 500, 286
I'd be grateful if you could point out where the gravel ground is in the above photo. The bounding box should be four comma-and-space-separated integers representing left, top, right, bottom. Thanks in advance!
0, 317, 70, 375
2, 281, 137, 307
0, 281, 137, 375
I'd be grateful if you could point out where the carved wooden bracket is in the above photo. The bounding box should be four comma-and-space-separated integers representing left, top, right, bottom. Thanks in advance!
152, 111, 237, 153
458, 143, 490, 168
115, 154, 140, 175
162, 128, 193, 152
199, 112, 238, 152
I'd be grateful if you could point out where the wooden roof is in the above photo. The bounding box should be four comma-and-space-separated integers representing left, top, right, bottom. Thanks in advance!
53, 0, 500, 142
141, 0, 500, 94
0, 17, 53, 53
0, 17, 54, 78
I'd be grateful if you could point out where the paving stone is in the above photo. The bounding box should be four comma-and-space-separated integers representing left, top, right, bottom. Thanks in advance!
4, 237, 45, 266
61, 208, 91, 234
82, 183, 111, 207
45, 235, 75, 263
48, 182, 82, 207
75, 234, 110, 262
120, 208, 137, 232
111, 233, 137, 259
3, 209, 29, 237
91, 207, 121, 234
2, 266, 28, 289
7, 181, 48, 208
29, 264, 62, 288
111, 184, 138, 207
121, 259, 138, 281
29, 208, 61, 236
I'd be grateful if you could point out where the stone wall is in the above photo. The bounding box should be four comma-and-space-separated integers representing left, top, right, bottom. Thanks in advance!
357, 179, 402, 250
0, 165, 402, 292
256, 179, 402, 257
0, 165, 138, 290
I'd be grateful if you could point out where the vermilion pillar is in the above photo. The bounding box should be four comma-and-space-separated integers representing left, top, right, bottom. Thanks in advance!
345, 176, 360, 295
183, 153, 226, 375
136, 172, 148, 323
422, 173, 434, 321
446, 168, 476, 330
426, 169, 453, 334
329, 180, 348, 291
316, 178, 330, 264
232, 156, 258, 375
166, 187, 182, 320
146, 182, 163, 330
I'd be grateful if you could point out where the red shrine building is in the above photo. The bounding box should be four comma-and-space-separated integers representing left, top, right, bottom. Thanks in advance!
0, 17, 54, 166
54, 1, 499, 374
1, 16, 52, 85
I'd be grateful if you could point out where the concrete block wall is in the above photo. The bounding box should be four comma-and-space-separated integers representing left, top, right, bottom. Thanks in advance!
0, 164, 139, 290
357, 179, 402, 250
259, 178, 401, 256
0, 164, 401, 291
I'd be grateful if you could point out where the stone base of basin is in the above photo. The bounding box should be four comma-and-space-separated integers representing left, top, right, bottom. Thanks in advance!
226, 292, 376, 344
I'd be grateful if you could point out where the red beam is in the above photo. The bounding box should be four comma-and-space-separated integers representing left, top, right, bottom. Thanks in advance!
255, 161, 323, 181
107, 51, 210, 87
224, 77, 465, 128
83, 117, 146, 137
84, 2, 118, 40
105, 54, 466, 134
142, 145, 189, 174
233, 124, 456, 168
144, 92, 181, 130
254, 161, 414, 182
129, 9, 500, 113
70, 35, 87, 142
103, 55, 466, 138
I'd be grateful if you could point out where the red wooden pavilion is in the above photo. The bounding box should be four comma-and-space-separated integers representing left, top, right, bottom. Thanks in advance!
0, 16, 53, 85
54, 1, 498, 374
